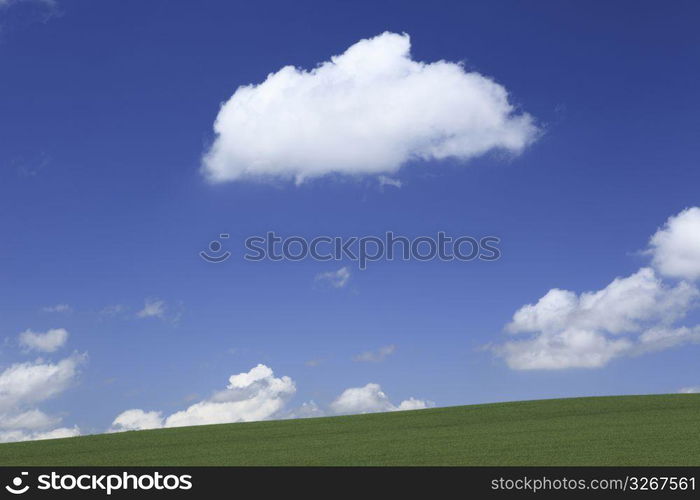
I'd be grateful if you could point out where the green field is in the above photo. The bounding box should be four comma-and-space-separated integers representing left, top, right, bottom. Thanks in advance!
1, 394, 698, 466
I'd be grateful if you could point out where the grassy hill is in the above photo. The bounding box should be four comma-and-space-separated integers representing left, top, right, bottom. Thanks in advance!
1, 394, 698, 466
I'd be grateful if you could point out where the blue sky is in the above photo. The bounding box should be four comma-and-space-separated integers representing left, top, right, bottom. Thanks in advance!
1, 0, 699, 438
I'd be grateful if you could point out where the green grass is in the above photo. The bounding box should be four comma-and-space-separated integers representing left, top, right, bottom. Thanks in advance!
1, 394, 699, 466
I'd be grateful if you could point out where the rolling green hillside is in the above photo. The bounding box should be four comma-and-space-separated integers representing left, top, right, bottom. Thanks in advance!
1, 394, 698, 466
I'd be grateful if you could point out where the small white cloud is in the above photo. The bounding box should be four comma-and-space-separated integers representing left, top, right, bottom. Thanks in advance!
378, 176, 402, 189
285, 401, 325, 419
100, 304, 126, 316
649, 207, 700, 281
109, 409, 164, 432
315, 267, 351, 288
353, 344, 396, 363
679, 386, 700, 394
42, 304, 72, 314
137, 299, 166, 319
19, 328, 68, 353
330, 383, 395, 414
330, 383, 432, 415
397, 397, 433, 411
202, 32, 538, 184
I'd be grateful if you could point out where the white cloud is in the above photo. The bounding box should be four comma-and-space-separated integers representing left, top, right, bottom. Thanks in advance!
330, 383, 433, 415
353, 344, 396, 363
0, 409, 59, 431
649, 207, 700, 281
109, 409, 163, 432
0, 426, 80, 444
166, 364, 295, 427
100, 304, 125, 315
137, 299, 166, 319
495, 268, 698, 370
315, 267, 351, 288
112, 365, 435, 431
0, 354, 84, 443
284, 401, 325, 419
42, 304, 72, 313
397, 397, 432, 411
201, 32, 538, 184
493, 207, 700, 370
19, 328, 68, 353
507, 268, 696, 336
0, 0, 56, 7
497, 327, 634, 371
0, 355, 84, 411
331, 384, 395, 414
679, 386, 700, 394
378, 176, 402, 189
111, 364, 296, 431
637, 325, 700, 353
29, 426, 79, 440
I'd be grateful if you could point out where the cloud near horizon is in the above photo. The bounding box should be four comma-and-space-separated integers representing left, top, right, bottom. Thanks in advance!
110, 364, 431, 431
201, 32, 538, 184
329, 383, 433, 414
493, 207, 700, 370
0, 353, 84, 442
111, 364, 296, 431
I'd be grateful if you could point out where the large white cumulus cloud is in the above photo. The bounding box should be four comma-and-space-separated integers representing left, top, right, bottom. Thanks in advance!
493, 207, 700, 370
202, 32, 538, 183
